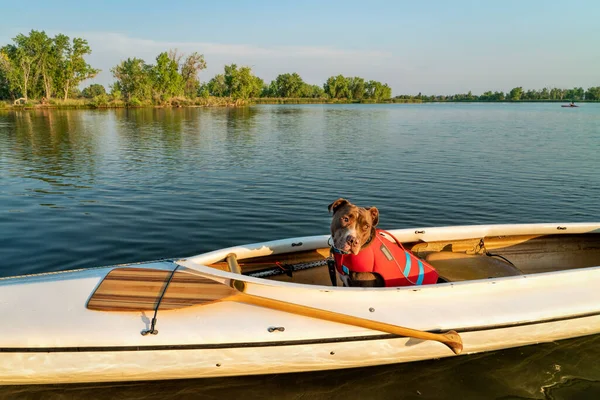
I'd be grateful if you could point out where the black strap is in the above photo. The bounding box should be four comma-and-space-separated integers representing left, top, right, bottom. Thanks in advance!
327, 249, 337, 286
141, 265, 179, 336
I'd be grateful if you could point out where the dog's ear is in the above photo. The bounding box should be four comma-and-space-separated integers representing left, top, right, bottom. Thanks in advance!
367, 207, 379, 226
328, 198, 350, 214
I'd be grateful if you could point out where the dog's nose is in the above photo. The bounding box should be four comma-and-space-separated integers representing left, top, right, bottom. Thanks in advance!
346, 235, 358, 246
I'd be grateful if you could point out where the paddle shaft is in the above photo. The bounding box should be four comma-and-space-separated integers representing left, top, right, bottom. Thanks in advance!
226, 280, 463, 355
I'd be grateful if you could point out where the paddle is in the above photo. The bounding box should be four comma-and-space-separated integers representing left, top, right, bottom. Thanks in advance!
186, 267, 463, 355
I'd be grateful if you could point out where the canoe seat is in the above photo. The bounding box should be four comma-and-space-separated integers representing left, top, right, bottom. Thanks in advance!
425, 252, 523, 282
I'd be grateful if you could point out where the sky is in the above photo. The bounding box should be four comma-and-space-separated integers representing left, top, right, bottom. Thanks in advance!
1, 0, 598, 95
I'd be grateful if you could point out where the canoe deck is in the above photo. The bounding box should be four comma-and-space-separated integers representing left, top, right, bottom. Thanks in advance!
87, 267, 233, 311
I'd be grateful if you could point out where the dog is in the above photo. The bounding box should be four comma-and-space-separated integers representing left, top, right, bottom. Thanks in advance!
328, 198, 439, 287
328, 198, 383, 286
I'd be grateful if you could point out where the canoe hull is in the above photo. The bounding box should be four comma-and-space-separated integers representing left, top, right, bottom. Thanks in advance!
2, 313, 599, 385
1, 222, 600, 385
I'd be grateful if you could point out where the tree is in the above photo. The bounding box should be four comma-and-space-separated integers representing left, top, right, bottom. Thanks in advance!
18, 30, 55, 100
0, 32, 40, 101
274, 73, 304, 98
81, 83, 106, 98
205, 74, 228, 97
152, 52, 183, 101
179, 52, 206, 98
324, 75, 350, 99
565, 87, 584, 101
299, 83, 324, 98
585, 86, 600, 100
364, 80, 392, 100
261, 80, 278, 97
0, 47, 17, 99
348, 77, 365, 100
223, 64, 263, 99
111, 58, 153, 102
509, 87, 523, 101
56, 37, 99, 100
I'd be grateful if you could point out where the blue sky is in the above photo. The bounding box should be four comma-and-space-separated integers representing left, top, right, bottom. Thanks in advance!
1, 0, 598, 95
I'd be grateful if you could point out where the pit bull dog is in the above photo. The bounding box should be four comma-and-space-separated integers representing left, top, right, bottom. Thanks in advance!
328, 198, 439, 287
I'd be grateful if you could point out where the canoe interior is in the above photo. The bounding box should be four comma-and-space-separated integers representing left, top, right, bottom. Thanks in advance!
87, 232, 600, 312
206, 232, 600, 285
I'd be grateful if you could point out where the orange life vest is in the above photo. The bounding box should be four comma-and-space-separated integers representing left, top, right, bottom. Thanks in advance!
333, 229, 438, 287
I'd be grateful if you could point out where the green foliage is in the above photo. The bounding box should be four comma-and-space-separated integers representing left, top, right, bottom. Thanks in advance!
111, 50, 207, 104
152, 52, 184, 102
348, 77, 365, 100
91, 93, 110, 107
0, 63, 9, 99
324, 75, 350, 99
128, 97, 143, 107
109, 84, 122, 101
322, 76, 390, 100
179, 51, 206, 98
395, 86, 600, 102
111, 58, 153, 102
274, 73, 304, 98
509, 87, 523, 101
478, 91, 505, 101
0, 31, 98, 102
223, 64, 263, 100
585, 87, 600, 101
197, 83, 210, 98
82, 83, 107, 98
205, 74, 227, 97
55, 36, 99, 100
1, 34, 37, 100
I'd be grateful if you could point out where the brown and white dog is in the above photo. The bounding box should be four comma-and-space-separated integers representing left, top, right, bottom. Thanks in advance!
328, 198, 440, 288
328, 198, 384, 286
328, 198, 379, 255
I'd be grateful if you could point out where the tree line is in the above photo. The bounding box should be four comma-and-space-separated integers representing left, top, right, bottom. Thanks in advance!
395, 86, 600, 102
2, 30, 599, 106
0, 30, 392, 106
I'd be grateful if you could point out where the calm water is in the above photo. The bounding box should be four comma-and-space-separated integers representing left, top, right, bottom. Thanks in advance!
0, 103, 599, 398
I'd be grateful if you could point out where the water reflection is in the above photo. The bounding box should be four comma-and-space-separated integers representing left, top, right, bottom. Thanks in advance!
2, 110, 98, 190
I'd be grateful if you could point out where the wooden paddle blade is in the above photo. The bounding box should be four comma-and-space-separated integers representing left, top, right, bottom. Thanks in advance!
441, 330, 463, 355
87, 267, 236, 311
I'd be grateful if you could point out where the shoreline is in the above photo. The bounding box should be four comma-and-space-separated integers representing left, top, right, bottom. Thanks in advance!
1, 98, 597, 111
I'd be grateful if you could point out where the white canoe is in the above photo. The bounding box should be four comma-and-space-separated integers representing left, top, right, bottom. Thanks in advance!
1, 222, 600, 385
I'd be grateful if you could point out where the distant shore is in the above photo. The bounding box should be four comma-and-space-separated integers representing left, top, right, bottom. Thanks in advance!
1, 98, 598, 111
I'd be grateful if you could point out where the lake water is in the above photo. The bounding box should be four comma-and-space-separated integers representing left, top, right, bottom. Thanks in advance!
0, 103, 599, 398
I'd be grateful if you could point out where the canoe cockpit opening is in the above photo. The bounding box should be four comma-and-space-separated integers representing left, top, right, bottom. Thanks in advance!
204, 232, 600, 287
84, 231, 600, 315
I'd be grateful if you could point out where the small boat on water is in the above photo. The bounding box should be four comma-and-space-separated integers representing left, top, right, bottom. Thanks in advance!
1, 222, 600, 385
561, 104, 579, 107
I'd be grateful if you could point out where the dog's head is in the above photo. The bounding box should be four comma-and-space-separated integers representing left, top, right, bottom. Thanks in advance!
328, 198, 379, 255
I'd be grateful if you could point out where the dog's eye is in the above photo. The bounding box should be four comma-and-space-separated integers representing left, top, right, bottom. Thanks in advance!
342, 216, 350, 223
363, 224, 370, 230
